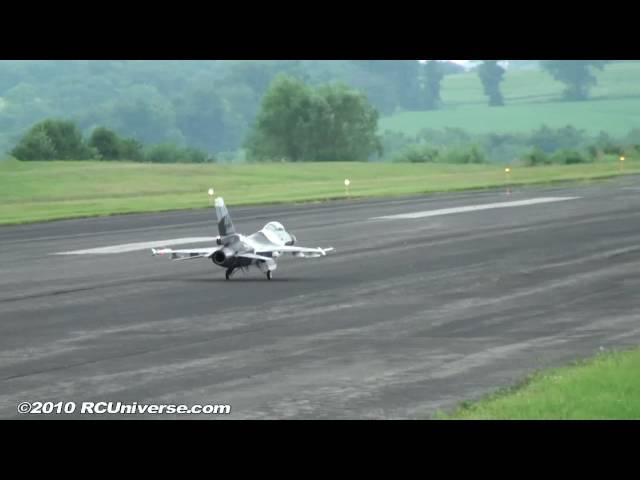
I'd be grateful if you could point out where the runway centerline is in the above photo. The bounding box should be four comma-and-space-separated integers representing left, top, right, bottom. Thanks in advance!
54, 237, 219, 255
370, 197, 581, 220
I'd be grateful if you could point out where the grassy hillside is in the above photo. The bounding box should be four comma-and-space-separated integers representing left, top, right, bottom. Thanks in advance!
0, 158, 637, 225
380, 62, 640, 136
442, 61, 640, 106
380, 98, 640, 137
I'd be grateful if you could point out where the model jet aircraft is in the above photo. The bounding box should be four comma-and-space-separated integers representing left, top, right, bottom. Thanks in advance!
151, 197, 334, 280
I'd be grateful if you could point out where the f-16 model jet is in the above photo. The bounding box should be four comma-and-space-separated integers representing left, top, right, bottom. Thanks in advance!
152, 198, 334, 280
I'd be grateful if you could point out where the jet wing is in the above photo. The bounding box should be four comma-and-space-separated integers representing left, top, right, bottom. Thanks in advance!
151, 247, 220, 260
256, 246, 334, 258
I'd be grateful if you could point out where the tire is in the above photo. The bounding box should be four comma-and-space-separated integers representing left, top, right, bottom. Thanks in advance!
267, 271, 272, 281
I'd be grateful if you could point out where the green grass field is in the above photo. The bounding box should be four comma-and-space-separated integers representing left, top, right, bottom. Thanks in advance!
380, 62, 640, 136
380, 98, 640, 137
1, 157, 638, 225
440, 348, 640, 420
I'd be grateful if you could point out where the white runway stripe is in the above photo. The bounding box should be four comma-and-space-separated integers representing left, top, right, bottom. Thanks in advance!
371, 197, 581, 220
55, 237, 219, 255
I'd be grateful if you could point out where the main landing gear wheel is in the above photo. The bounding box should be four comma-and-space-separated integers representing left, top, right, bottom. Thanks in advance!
225, 268, 234, 280
267, 271, 273, 281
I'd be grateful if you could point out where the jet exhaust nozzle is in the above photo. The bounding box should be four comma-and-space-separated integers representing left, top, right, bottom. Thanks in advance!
212, 247, 236, 266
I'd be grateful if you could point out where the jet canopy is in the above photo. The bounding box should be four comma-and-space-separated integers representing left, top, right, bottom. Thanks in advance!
264, 221, 286, 233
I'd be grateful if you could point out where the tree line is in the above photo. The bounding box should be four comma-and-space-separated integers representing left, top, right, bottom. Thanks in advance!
417, 60, 611, 110
0, 61, 618, 157
10, 76, 385, 163
7, 62, 625, 164
11, 119, 214, 163
388, 125, 640, 165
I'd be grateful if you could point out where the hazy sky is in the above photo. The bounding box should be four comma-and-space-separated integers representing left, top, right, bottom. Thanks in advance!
420, 60, 473, 65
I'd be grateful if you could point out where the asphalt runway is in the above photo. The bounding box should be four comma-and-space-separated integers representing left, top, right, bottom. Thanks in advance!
2, 177, 640, 419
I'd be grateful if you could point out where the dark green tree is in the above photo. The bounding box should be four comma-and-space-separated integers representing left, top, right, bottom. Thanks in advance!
11, 119, 93, 160
477, 61, 506, 106
88, 126, 145, 161
118, 138, 145, 161
10, 129, 57, 161
541, 61, 610, 100
144, 143, 210, 163
88, 127, 121, 160
246, 75, 382, 162
350, 61, 425, 112
422, 61, 444, 110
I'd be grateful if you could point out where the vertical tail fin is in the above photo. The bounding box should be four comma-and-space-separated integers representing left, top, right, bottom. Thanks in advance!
215, 197, 235, 236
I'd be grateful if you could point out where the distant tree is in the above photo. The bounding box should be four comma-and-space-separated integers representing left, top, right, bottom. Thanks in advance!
11, 119, 94, 160
477, 61, 506, 106
442, 144, 488, 164
118, 138, 145, 162
174, 86, 232, 152
113, 99, 180, 144
144, 143, 210, 163
392, 61, 423, 110
180, 147, 210, 163
422, 61, 444, 110
88, 127, 121, 160
246, 75, 382, 162
145, 143, 182, 163
349, 61, 426, 112
393, 144, 441, 163
228, 61, 306, 93
106, 85, 180, 145
11, 129, 57, 161
529, 125, 588, 152
540, 61, 610, 100
594, 130, 624, 155
314, 83, 383, 160
380, 130, 418, 160
624, 128, 640, 145
523, 147, 551, 166
415, 127, 471, 146
245, 75, 311, 161
0, 60, 461, 155
88, 126, 145, 161
214, 82, 260, 126
347, 68, 398, 115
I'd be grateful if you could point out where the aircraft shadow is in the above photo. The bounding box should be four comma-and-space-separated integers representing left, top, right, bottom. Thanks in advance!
171, 277, 317, 283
